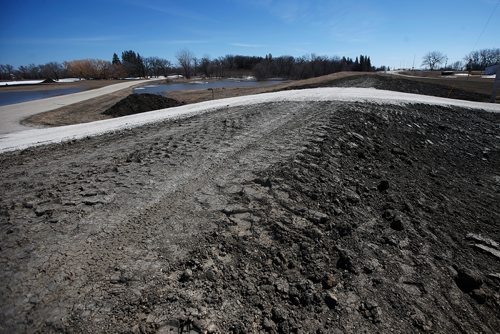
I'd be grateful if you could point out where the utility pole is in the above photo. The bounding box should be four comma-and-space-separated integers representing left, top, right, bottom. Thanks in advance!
491, 64, 500, 103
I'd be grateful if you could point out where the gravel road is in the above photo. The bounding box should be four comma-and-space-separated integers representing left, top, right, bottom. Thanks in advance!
1, 101, 499, 333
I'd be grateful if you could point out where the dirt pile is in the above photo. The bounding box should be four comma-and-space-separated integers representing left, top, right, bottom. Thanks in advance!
0, 101, 499, 333
158, 103, 500, 333
296, 74, 493, 102
103, 93, 183, 117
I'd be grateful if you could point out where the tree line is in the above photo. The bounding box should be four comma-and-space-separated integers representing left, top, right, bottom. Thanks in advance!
0, 49, 375, 81
0, 49, 374, 80
421, 48, 500, 71
0, 50, 171, 81
174, 49, 374, 80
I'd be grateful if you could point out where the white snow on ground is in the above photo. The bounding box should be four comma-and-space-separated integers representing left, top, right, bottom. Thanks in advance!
0, 78, 83, 86
56, 78, 83, 83
0, 80, 44, 86
1, 87, 499, 153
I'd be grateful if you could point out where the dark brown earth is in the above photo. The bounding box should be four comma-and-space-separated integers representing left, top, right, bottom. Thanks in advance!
1, 101, 499, 333
103, 93, 184, 118
297, 74, 497, 102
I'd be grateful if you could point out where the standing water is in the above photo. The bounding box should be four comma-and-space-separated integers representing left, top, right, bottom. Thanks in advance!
133, 79, 284, 95
0, 88, 82, 106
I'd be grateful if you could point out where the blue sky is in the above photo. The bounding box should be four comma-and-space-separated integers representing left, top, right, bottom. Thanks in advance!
1, 0, 499, 69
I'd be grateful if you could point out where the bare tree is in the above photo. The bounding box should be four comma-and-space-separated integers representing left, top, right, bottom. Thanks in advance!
0, 64, 15, 80
464, 48, 500, 70
64, 59, 112, 79
449, 61, 463, 71
39, 62, 64, 80
144, 57, 171, 77
199, 55, 211, 77
421, 51, 447, 70
176, 49, 195, 78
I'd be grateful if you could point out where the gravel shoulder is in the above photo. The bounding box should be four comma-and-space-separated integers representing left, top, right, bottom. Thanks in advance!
1, 101, 499, 333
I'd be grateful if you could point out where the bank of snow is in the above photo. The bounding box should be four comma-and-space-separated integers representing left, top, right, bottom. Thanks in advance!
0, 78, 83, 86
1, 87, 499, 153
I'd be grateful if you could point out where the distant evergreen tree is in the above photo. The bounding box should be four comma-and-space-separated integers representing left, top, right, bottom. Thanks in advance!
121, 50, 145, 77
356, 55, 372, 72
112, 53, 121, 65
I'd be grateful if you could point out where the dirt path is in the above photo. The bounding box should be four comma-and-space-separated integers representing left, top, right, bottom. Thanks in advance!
1, 101, 499, 333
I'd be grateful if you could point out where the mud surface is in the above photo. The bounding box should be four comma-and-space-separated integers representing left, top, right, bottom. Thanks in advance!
1, 101, 499, 333
104, 94, 184, 118
301, 74, 496, 102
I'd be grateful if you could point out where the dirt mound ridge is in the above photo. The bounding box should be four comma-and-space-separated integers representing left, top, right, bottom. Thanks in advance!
1, 102, 499, 332
296, 74, 492, 102
103, 93, 183, 117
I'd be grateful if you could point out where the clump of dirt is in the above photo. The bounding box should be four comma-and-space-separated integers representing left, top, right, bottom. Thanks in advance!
296, 74, 493, 102
103, 93, 184, 117
41, 78, 56, 83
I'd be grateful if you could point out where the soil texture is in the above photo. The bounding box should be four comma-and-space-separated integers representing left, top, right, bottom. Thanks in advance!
300, 74, 496, 102
103, 94, 184, 118
1, 101, 499, 333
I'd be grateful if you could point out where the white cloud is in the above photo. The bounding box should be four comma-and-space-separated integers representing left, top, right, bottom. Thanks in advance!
231, 43, 266, 48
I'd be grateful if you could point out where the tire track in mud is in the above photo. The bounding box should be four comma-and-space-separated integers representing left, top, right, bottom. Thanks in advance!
0, 101, 341, 332
1, 101, 499, 333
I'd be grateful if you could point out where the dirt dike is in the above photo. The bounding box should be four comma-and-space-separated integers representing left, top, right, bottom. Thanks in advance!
21, 72, 498, 129
0, 101, 499, 333
103, 93, 184, 118
296, 74, 495, 102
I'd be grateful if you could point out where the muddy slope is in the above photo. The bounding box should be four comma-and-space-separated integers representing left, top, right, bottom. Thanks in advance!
0, 102, 499, 333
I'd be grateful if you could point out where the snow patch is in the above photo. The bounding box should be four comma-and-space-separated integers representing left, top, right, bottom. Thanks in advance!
56, 78, 83, 83
0, 80, 44, 86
